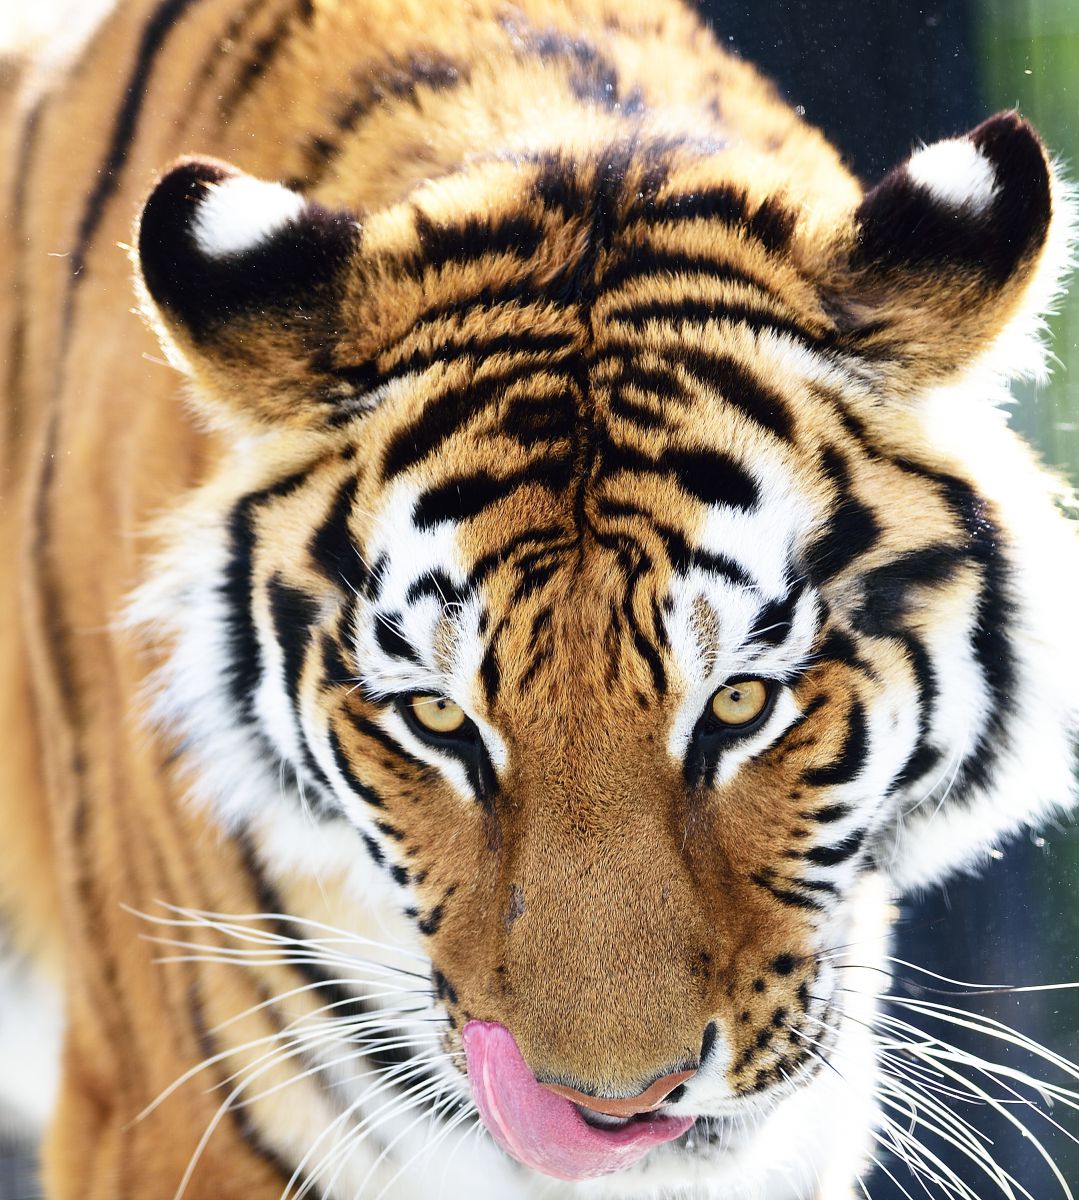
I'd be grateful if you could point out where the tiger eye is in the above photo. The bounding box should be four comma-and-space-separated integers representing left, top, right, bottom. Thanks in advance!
711, 679, 770, 726
409, 694, 467, 735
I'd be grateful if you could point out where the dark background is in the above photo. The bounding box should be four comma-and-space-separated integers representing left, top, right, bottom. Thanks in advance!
696, 1, 1079, 1196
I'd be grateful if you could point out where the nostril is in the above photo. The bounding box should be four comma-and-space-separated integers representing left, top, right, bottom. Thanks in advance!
700, 1020, 718, 1066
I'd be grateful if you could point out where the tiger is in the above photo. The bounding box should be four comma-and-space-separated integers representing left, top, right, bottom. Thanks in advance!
1, 0, 1077, 1196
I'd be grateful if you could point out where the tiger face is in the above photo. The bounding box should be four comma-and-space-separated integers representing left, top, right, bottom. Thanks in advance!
134, 113, 1077, 1187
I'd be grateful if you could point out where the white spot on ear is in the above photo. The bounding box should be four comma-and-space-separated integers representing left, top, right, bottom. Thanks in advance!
193, 174, 306, 258
906, 138, 998, 212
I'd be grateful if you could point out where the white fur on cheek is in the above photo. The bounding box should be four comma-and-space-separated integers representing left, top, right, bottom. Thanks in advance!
193, 175, 306, 258
906, 138, 998, 212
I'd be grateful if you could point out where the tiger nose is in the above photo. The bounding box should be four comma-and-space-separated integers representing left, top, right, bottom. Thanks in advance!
540, 1065, 698, 1118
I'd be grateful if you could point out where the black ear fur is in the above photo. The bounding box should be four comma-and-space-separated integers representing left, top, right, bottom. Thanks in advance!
138, 157, 359, 343
823, 112, 1059, 391
851, 112, 1051, 287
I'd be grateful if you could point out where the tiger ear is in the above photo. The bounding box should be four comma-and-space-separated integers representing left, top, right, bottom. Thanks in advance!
136, 157, 364, 429
824, 112, 1064, 395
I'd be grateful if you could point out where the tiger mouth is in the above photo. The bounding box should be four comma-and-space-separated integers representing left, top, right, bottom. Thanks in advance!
574, 1104, 665, 1131
462, 1020, 696, 1180
578, 1099, 638, 1128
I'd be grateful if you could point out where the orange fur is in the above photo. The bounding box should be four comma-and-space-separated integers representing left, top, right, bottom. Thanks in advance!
2, 1, 1075, 1196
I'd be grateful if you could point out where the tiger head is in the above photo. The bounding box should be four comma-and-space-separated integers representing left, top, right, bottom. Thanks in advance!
134, 112, 1077, 1185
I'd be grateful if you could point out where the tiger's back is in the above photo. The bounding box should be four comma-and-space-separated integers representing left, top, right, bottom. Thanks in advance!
2, 1, 1077, 1198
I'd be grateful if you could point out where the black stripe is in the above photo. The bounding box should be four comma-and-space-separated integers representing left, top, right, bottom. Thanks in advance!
623, 557, 667, 695
892, 741, 943, 794
265, 573, 338, 806
604, 299, 825, 347
379, 283, 560, 355
607, 391, 666, 430
659, 531, 754, 587
308, 476, 367, 593
216, 0, 313, 122
380, 350, 573, 479
471, 525, 569, 583
934, 476, 1015, 797
801, 828, 865, 867
855, 546, 960, 633
480, 619, 503, 705
801, 803, 850, 824
374, 611, 422, 663
519, 641, 554, 692
774, 692, 828, 747
596, 356, 681, 398
412, 455, 574, 529
792, 875, 839, 895
186, 0, 265, 109
749, 581, 805, 648
600, 245, 780, 301
531, 151, 592, 221
643, 186, 796, 252
67, 0, 202, 295
222, 466, 315, 716
327, 721, 388, 810
814, 628, 861, 669
593, 499, 754, 586
388, 328, 577, 382
45, 2, 204, 759
803, 702, 868, 788
296, 50, 469, 186
806, 448, 880, 582
346, 709, 430, 774
508, 22, 625, 110
501, 384, 578, 445
815, 410, 1009, 810
4, 96, 45, 468
320, 629, 356, 690
861, 458, 1014, 806
750, 871, 826, 912
510, 551, 563, 603
675, 350, 793, 441
406, 571, 473, 609
412, 208, 547, 272
886, 633, 940, 794
361, 832, 385, 864
599, 439, 758, 510
650, 596, 670, 652
418, 901, 446, 936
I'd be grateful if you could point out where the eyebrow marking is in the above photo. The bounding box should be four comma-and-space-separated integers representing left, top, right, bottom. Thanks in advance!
691, 593, 721, 671
432, 612, 458, 675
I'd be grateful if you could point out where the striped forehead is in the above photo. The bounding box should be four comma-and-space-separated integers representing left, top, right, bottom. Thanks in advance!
355, 415, 822, 711
355, 475, 481, 700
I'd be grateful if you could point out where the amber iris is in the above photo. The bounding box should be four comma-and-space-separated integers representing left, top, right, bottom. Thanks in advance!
408, 694, 467, 735
710, 678, 770, 726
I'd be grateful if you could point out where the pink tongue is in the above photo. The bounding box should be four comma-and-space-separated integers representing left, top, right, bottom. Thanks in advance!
462, 1020, 695, 1181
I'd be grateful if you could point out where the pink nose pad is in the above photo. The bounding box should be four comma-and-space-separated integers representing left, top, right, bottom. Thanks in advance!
541, 1067, 697, 1118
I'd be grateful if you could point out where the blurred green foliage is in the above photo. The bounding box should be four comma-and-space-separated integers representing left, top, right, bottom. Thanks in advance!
977, 0, 1079, 481
959, 5, 1079, 1190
